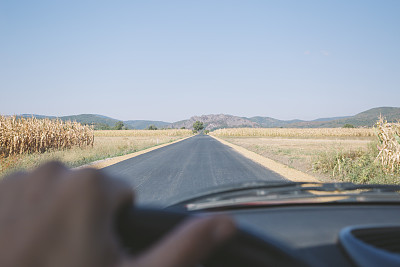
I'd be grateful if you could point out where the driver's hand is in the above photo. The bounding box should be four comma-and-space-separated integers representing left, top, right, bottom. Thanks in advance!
0, 162, 236, 267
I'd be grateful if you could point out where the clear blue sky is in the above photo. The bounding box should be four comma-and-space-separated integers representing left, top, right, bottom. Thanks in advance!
1, 0, 399, 122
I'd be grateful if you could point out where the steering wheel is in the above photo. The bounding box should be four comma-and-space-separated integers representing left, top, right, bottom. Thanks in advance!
116, 207, 307, 267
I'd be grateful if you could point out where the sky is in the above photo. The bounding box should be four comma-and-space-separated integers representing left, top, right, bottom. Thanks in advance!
1, 0, 399, 122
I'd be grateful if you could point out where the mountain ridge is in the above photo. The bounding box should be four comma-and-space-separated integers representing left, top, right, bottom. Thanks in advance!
15, 114, 170, 130
11, 107, 400, 130
169, 114, 258, 130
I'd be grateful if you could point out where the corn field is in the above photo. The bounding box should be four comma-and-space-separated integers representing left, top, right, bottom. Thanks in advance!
0, 116, 94, 156
375, 117, 400, 173
210, 128, 375, 138
94, 129, 193, 137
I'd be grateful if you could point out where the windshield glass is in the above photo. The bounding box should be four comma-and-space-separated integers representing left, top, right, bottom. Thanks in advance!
1, 1, 399, 207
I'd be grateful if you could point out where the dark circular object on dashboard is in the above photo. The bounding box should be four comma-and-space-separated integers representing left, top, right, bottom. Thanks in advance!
339, 225, 400, 267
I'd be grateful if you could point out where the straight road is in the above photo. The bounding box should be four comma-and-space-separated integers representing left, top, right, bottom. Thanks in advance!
103, 135, 286, 206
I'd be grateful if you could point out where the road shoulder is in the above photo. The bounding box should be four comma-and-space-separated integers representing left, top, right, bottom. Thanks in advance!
210, 135, 320, 182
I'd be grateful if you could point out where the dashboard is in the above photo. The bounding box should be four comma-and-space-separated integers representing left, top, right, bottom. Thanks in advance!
222, 204, 400, 266
118, 203, 400, 267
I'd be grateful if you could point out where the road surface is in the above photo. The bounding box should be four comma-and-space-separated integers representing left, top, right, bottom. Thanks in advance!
103, 135, 287, 206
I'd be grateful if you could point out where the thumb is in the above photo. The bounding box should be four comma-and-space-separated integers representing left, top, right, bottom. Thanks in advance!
125, 215, 236, 267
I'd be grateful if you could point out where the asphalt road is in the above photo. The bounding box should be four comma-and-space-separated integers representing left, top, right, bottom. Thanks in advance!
103, 135, 287, 206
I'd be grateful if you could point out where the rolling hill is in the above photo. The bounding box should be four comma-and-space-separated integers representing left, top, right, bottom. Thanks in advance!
60, 114, 119, 128
169, 114, 258, 130
124, 120, 170, 129
247, 116, 304, 127
311, 116, 350, 122
283, 107, 400, 128
14, 107, 400, 130
168, 107, 400, 129
18, 114, 170, 130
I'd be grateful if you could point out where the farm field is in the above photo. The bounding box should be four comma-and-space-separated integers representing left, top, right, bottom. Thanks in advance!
0, 128, 192, 178
211, 127, 375, 138
216, 136, 373, 182
211, 126, 400, 184
94, 129, 191, 137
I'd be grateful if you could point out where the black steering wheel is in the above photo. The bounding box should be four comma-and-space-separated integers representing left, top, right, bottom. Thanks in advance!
116, 207, 307, 267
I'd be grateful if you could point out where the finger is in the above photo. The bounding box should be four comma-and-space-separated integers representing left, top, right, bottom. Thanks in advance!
128, 215, 236, 267
0, 162, 68, 211
101, 172, 135, 213
1, 171, 26, 181
0, 171, 27, 210
60, 168, 134, 242
48, 168, 135, 266
66, 168, 134, 213
31, 161, 68, 184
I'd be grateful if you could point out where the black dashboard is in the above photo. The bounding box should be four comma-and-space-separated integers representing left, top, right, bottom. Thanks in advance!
223, 204, 400, 266
118, 203, 400, 267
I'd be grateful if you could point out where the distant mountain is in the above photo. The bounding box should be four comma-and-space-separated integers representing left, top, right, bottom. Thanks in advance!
18, 114, 170, 130
124, 120, 170, 129
60, 114, 118, 127
19, 114, 56, 119
169, 114, 258, 130
247, 116, 303, 127
169, 107, 399, 130
347, 107, 400, 124
284, 107, 400, 128
13, 107, 400, 130
312, 116, 350, 122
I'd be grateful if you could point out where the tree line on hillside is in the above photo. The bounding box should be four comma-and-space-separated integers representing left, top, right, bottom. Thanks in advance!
89, 120, 208, 132
94, 119, 360, 132
89, 121, 162, 130
90, 121, 127, 130
78, 119, 359, 132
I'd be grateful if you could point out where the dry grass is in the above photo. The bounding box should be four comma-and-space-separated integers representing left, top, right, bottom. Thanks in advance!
212, 136, 320, 182
0, 116, 94, 156
219, 137, 373, 182
94, 129, 192, 137
1, 130, 192, 178
375, 117, 400, 173
211, 128, 375, 138
215, 122, 400, 184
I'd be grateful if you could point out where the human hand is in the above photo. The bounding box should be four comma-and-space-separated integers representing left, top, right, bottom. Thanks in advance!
0, 162, 235, 267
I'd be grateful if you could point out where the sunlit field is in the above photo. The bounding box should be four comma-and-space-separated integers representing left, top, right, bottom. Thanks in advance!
0, 116, 94, 156
211, 128, 375, 138
211, 123, 400, 184
94, 129, 192, 137
0, 127, 192, 178
217, 137, 373, 182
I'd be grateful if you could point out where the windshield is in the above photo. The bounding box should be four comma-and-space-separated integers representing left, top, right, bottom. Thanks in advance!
1, 1, 399, 208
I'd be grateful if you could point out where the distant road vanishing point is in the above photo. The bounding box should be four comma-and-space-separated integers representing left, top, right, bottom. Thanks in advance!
103, 134, 287, 206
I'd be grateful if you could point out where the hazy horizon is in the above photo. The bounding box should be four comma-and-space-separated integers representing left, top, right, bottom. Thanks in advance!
2, 1, 399, 122
4, 105, 398, 123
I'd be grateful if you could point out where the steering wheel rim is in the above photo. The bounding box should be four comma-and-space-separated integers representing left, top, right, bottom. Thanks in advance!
116, 207, 308, 267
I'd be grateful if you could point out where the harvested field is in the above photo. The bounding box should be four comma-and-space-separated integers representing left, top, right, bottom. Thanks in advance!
94, 129, 192, 137
211, 128, 374, 138
0, 129, 192, 178
214, 123, 400, 184
218, 137, 373, 182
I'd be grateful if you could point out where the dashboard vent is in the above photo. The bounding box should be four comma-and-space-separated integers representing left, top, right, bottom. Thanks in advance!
339, 225, 400, 267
